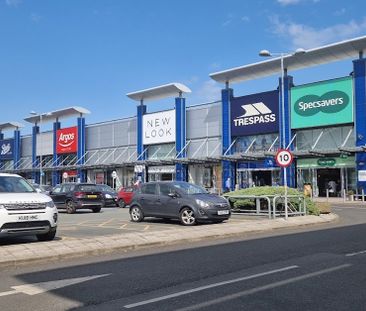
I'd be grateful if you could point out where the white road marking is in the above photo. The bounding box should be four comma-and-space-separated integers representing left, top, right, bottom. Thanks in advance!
345, 250, 366, 257
0, 274, 110, 297
123, 265, 298, 309
174, 264, 351, 311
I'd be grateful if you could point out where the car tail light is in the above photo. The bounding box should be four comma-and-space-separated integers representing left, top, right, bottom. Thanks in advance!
74, 191, 85, 198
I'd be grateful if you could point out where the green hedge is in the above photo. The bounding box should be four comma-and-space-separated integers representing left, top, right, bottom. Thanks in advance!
225, 186, 320, 216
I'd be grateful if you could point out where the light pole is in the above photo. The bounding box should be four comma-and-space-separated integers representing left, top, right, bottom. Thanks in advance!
259, 48, 305, 219
30, 111, 52, 185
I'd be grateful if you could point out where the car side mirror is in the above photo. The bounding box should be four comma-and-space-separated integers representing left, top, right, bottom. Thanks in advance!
168, 192, 178, 198
35, 188, 42, 193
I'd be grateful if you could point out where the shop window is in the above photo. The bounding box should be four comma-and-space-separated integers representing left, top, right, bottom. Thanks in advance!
234, 133, 279, 153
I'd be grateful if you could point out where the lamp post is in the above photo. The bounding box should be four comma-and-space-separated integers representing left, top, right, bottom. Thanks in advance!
259, 48, 305, 219
30, 111, 52, 185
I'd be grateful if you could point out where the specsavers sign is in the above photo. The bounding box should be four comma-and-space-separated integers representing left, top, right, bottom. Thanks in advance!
231, 90, 279, 136
291, 76, 353, 129
143, 110, 176, 145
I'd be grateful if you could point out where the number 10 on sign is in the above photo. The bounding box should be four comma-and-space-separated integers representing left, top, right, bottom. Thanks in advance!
275, 149, 293, 168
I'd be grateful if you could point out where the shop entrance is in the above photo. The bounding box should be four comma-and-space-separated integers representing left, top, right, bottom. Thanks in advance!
252, 171, 272, 186
317, 168, 341, 197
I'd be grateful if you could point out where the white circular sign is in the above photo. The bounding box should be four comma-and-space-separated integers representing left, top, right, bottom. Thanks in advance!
275, 149, 293, 168
62, 172, 68, 179
111, 171, 117, 179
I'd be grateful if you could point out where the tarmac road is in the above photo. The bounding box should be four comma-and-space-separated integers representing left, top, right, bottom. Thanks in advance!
0, 205, 365, 310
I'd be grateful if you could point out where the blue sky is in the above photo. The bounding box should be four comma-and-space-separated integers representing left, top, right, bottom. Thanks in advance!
1, 0, 366, 134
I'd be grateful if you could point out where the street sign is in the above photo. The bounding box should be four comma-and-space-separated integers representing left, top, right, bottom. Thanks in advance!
62, 172, 68, 179
275, 149, 293, 168
111, 171, 117, 179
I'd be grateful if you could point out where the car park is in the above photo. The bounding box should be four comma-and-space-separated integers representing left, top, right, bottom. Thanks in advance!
49, 183, 103, 214
0, 173, 58, 241
96, 184, 118, 207
129, 181, 231, 225
117, 186, 135, 208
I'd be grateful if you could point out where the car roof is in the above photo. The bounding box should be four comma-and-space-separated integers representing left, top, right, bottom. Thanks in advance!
0, 173, 21, 177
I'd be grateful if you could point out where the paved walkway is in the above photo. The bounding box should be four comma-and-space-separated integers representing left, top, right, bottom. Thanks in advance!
0, 214, 337, 268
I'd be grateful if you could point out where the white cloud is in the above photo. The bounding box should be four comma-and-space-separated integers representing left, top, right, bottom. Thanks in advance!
30, 13, 41, 23
5, 0, 21, 7
334, 8, 346, 16
192, 80, 222, 104
269, 15, 366, 49
277, 0, 301, 5
241, 16, 250, 22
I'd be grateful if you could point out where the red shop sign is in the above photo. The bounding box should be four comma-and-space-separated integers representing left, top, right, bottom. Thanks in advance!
56, 126, 78, 154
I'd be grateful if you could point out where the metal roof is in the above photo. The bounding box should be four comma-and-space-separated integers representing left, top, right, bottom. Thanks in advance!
127, 83, 191, 102
0, 122, 24, 131
24, 106, 90, 124
210, 35, 366, 84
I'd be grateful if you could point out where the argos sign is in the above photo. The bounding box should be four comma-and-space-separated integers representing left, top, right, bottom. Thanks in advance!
56, 127, 78, 154
291, 76, 353, 129
231, 90, 279, 136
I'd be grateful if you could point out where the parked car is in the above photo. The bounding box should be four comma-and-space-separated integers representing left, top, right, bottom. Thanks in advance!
0, 173, 58, 241
129, 181, 231, 225
117, 186, 135, 208
31, 183, 53, 195
96, 184, 118, 207
49, 183, 103, 214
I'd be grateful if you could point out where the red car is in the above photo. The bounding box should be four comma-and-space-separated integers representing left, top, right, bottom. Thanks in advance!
117, 187, 135, 208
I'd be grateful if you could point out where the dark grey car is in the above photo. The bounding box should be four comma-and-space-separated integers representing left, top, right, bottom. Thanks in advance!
129, 181, 231, 225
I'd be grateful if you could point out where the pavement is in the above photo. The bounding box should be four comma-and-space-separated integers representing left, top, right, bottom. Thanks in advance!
0, 213, 338, 268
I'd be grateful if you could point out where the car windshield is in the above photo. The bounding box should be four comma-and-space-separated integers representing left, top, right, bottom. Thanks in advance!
172, 183, 208, 195
0, 176, 35, 193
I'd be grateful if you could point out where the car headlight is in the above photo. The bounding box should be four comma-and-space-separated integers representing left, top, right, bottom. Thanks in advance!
105, 194, 112, 199
0, 204, 4, 209
195, 199, 210, 208
45, 200, 55, 208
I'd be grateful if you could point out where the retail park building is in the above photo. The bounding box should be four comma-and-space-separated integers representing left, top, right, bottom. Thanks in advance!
1, 36, 366, 197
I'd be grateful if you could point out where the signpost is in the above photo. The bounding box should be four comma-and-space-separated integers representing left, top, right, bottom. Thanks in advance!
275, 149, 294, 220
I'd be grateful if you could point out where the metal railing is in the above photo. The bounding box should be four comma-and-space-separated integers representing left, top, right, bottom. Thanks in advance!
224, 194, 307, 219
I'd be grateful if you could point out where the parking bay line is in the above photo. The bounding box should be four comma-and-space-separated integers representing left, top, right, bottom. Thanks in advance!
174, 264, 351, 311
123, 265, 299, 309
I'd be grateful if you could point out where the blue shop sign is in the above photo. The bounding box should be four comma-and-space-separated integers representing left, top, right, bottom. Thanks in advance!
0, 138, 14, 160
231, 90, 279, 136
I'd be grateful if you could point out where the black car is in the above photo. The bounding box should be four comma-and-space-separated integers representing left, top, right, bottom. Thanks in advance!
129, 181, 231, 225
50, 183, 103, 214
96, 184, 118, 207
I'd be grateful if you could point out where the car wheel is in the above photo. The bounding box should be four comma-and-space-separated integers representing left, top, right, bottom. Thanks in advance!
118, 199, 126, 208
92, 207, 102, 213
130, 206, 144, 222
180, 207, 196, 226
66, 201, 76, 214
36, 227, 56, 241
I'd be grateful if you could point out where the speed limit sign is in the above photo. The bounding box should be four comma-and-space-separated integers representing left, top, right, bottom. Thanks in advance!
275, 149, 293, 168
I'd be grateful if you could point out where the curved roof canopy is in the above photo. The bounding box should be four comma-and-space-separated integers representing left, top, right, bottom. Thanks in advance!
0, 122, 24, 131
210, 35, 366, 84
24, 106, 90, 124
127, 83, 191, 102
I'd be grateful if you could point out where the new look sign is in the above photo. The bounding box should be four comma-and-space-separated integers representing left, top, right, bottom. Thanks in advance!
291, 76, 353, 129
231, 90, 279, 136
0, 138, 14, 160
143, 110, 176, 145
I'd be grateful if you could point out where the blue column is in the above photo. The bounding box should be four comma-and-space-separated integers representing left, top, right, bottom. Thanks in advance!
32, 125, 40, 183
77, 117, 86, 182
175, 96, 187, 181
52, 121, 61, 186
137, 103, 147, 182
354, 57, 366, 193
0, 132, 3, 170
13, 129, 21, 170
221, 87, 235, 192
279, 75, 295, 187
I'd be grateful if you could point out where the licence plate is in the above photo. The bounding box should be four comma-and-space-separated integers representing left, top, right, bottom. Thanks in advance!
87, 195, 97, 198
217, 210, 229, 215
18, 215, 39, 221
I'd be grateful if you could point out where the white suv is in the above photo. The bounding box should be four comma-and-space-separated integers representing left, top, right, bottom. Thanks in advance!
0, 173, 58, 241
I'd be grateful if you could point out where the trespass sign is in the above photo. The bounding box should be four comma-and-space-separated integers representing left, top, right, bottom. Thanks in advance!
231, 90, 279, 136
291, 76, 353, 129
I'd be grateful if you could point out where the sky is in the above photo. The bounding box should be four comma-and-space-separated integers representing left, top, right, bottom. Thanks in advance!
1, 0, 366, 135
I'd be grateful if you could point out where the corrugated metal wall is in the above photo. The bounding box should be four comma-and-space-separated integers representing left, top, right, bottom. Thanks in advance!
21, 136, 32, 157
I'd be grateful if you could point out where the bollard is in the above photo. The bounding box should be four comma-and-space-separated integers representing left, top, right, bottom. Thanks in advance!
326, 188, 329, 202
343, 189, 346, 202
362, 189, 365, 202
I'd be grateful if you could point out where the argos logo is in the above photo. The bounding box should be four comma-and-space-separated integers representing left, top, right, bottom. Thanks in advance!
56, 127, 78, 154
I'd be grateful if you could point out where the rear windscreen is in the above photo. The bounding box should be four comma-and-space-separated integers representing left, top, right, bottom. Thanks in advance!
78, 185, 99, 192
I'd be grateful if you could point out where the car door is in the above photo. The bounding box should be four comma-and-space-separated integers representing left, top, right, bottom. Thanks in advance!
49, 185, 63, 206
157, 183, 181, 217
139, 183, 158, 216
